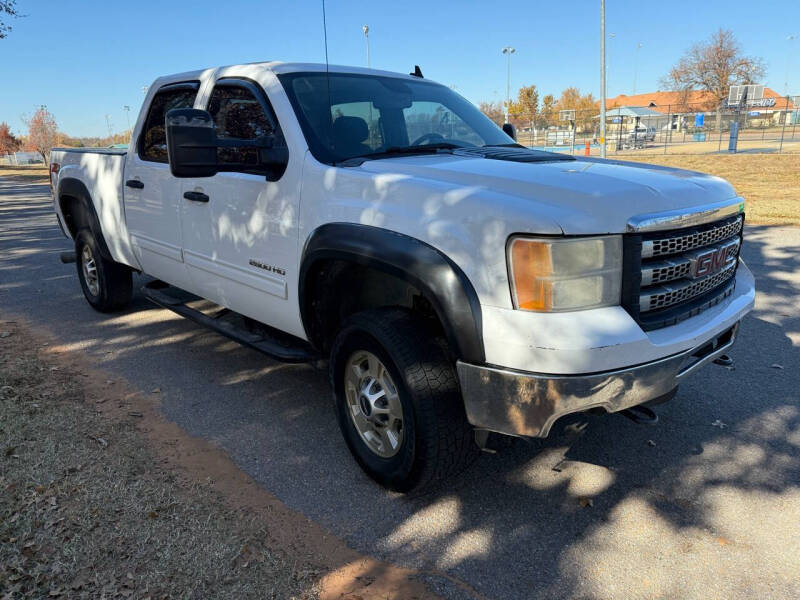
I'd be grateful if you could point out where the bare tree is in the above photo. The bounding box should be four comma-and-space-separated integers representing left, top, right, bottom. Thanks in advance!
663, 29, 766, 130
0, 1, 21, 39
478, 101, 504, 127
23, 106, 58, 166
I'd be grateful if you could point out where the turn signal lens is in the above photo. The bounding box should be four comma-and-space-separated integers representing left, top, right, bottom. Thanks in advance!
508, 236, 622, 312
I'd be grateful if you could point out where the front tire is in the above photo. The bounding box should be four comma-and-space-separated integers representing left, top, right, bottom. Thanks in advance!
75, 229, 132, 312
330, 308, 478, 492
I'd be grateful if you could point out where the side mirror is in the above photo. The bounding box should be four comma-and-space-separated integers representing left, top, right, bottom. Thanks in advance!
165, 108, 289, 179
165, 108, 218, 178
502, 122, 517, 141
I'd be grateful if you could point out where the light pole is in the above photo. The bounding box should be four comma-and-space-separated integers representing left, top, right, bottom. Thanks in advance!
363, 25, 370, 68
123, 105, 131, 132
104, 114, 113, 139
502, 46, 515, 124
787, 34, 797, 95
633, 42, 643, 95
600, 0, 607, 158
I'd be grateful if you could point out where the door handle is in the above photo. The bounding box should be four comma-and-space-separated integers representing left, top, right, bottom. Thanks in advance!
125, 179, 144, 189
183, 191, 209, 203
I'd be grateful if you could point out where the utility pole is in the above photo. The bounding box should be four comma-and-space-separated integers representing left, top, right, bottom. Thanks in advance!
502, 46, 515, 124
633, 42, 643, 95
363, 25, 370, 68
600, 0, 607, 158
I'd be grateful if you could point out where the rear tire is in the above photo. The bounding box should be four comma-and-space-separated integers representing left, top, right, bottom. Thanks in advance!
75, 228, 132, 312
330, 308, 478, 492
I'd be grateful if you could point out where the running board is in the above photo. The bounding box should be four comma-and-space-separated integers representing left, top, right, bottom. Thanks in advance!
141, 281, 319, 363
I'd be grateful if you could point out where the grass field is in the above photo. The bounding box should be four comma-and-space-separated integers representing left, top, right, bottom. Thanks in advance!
623, 153, 800, 225
2, 154, 797, 225
0, 164, 49, 184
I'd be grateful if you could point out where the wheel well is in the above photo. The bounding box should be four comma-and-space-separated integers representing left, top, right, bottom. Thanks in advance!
303, 260, 445, 355
59, 194, 89, 239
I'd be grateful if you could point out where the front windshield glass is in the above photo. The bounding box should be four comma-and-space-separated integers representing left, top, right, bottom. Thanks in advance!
277, 71, 513, 164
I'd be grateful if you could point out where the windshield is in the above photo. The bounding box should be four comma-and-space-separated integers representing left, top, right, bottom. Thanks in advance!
277, 71, 513, 164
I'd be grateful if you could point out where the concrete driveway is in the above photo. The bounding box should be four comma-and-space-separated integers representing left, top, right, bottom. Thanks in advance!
1, 178, 798, 599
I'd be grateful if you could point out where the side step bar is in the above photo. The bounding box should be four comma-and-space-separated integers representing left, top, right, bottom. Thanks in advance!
141, 281, 319, 363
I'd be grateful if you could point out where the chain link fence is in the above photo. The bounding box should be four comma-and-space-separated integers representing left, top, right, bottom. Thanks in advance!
514, 96, 799, 156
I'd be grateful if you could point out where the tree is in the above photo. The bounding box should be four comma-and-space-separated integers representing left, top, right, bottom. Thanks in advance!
663, 29, 765, 130
1, 1, 21, 39
510, 85, 539, 134
0, 121, 20, 155
540, 94, 556, 128
478, 101, 504, 127
23, 106, 58, 166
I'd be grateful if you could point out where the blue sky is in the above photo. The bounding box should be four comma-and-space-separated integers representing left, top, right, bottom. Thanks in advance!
1, 0, 798, 137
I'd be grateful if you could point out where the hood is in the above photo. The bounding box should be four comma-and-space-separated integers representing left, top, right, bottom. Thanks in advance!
358, 152, 739, 234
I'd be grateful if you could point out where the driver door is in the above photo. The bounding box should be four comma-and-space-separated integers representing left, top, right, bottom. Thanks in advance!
179, 78, 303, 337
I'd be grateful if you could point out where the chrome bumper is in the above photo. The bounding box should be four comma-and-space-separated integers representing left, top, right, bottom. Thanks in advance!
457, 322, 739, 438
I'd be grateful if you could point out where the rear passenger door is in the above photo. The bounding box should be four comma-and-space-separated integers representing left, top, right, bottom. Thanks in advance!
125, 81, 199, 290
179, 78, 303, 338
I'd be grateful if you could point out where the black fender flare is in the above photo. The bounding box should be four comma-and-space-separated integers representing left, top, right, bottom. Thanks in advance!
57, 177, 114, 261
299, 223, 485, 364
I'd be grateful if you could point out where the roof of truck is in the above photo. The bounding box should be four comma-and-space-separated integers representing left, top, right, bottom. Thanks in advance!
152, 62, 433, 88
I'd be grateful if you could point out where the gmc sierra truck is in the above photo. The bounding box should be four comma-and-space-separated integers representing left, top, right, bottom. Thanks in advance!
50, 62, 755, 491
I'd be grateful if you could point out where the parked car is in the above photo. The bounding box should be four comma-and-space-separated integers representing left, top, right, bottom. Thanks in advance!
50, 62, 754, 491
628, 125, 656, 143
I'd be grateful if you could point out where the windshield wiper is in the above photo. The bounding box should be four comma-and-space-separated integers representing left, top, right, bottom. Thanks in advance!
337, 142, 464, 166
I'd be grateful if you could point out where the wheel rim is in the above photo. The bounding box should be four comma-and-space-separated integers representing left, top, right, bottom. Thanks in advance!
81, 245, 100, 297
344, 350, 404, 458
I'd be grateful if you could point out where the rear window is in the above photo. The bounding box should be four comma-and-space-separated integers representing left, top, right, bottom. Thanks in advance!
138, 83, 199, 163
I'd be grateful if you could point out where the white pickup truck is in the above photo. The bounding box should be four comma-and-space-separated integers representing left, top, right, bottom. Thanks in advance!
50, 62, 755, 491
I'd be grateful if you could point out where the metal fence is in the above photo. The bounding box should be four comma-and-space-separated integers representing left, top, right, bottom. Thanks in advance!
514, 97, 800, 156
0, 152, 45, 165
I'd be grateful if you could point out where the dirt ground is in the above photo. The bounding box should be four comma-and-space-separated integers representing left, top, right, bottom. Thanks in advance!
0, 315, 442, 600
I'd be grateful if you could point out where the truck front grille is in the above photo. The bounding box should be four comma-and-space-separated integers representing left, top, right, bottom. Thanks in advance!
622, 214, 743, 330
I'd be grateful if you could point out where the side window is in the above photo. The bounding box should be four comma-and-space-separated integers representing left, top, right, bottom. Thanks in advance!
138, 84, 198, 163
207, 84, 279, 170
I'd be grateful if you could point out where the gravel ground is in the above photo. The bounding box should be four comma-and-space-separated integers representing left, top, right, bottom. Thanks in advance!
1, 178, 798, 599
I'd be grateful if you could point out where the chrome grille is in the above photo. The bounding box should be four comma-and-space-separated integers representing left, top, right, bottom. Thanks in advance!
636, 214, 743, 320
642, 216, 743, 258
640, 262, 737, 311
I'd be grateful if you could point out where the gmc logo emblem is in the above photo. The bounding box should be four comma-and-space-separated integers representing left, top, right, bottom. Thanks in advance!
688, 239, 739, 279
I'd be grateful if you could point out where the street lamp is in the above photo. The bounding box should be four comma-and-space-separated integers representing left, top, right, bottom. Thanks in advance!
787, 34, 797, 95
363, 25, 370, 68
123, 105, 131, 132
502, 46, 515, 123
600, 0, 607, 158
607, 32, 615, 96
633, 42, 643, 95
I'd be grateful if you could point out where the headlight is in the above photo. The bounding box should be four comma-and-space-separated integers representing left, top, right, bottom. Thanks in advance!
508, 236, 622, 312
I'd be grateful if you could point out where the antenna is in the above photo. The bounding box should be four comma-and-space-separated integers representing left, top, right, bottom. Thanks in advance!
321, 0, 334, 155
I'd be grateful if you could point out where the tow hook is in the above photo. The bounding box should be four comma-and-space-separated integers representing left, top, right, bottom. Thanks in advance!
713, 354, 733, 367
620, 405, 659, 425
60, 251, 76, 264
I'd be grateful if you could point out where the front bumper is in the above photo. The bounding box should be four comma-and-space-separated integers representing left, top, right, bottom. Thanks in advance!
457, 322, 739, 438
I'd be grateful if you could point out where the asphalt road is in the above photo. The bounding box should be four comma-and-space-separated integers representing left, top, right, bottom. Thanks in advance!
2, 179, 799, 599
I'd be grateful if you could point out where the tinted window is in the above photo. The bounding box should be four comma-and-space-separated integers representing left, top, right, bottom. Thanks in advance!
207, 84, 277, 170
139, 84, 198, 162
278, 72, 512, 164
